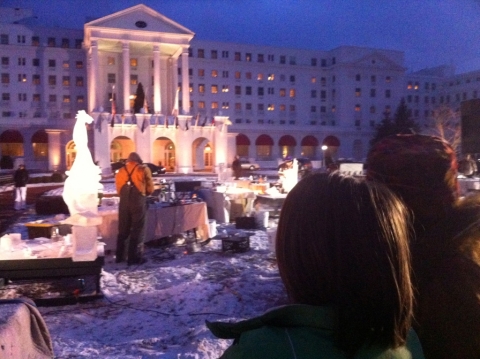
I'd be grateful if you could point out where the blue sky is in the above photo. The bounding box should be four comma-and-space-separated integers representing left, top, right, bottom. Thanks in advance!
3, 0, 480, 73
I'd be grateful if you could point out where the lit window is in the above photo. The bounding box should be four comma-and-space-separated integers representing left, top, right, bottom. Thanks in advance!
235, 71, 241, 79
246, 72, 252, 80
77, 96, 84, 103
211, 85, 218, 94
222, 85, 229, 93
355, 104, 361, 112
130, 58, 138, 67
198, 84, 205, 93
268, 74, 275, 81
198, 101, 205, 109
211, 70, 218, 78
48, 75, 56, 86
108, 57, 115, 65
355, 88, 361, 97
76, 77, 83, 86
211, 101, 218, 109
63, 95, 71, 103
279, 104, 286, 111
289, 89, 296, 98
198, 69, 205, 77
268, 104, 274, 111
222, 102, 229, 109
130, 75, 138, 85
61, 38, 69, 48
62, 61, 69, 68
311, 77, 316, 83
76, 61, 83, 69
280, 89, 286, 97
198, 49, 204, 58
62, 76, 70, 86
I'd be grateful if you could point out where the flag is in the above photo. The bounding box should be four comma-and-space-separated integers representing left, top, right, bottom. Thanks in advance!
184, 117, 189, 131
110, 91, 116, 127
141, 118, 148, 132
175, 116, 179, 129
211, 117, 215, 127
165, 115, 169, 128
195, 113, 200, 127
143, 88, 149, 114
201, 116, 207, 127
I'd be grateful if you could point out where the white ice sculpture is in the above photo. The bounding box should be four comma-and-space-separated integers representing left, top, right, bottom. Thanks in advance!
281, 159, 299, 193
62, 110, 103, 226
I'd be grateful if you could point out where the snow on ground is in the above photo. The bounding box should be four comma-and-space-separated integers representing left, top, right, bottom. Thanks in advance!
2, 207, 287, 358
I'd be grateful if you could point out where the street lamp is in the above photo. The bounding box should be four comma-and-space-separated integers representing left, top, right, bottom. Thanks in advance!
321, 145, 328, 169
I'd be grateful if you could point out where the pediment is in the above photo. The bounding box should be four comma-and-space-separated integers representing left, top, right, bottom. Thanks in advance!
353, 51, 405, 71
85, 4, 194, 37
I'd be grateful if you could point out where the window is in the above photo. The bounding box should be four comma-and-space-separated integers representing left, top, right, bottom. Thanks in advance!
280, 55, 286, 64
107, 57, 115, 65
211, 101, 219, 109
385, 89, 391, 98
279, 104, 286, 111
211, 85, 218, 94
355, 74, 361, 81
1, 34, 9, 45
130, 58, 138, 67
62, 61, 69, 68
31, 36, 39, 46
311, 58, 317, 66
280, 88, 286, 97
235, 71, 241, 79
33, 94, 41, 102
2, 93, 9, 101
198, 84, 205, 94
235, 52, 241, 61
62, 76, 70, 86
246, 53, 252, 62
235, 103, 241, 111
246, 86, 252, 95
48, 75, 56, 86
32, 75, 40, 85
197, 49, 204, 58
268, 74, 275, 81
268, 104, 274, 111
18, 74, 27, 82
289, 56, 296, 65
235, 86, 241, 95
257, 73, 263, 81
63, 95, 71, 103
311, 90, 317, 98
258, 87, 264, 96
222, 71, 229, 78
289, 104, 296, 112
211, 50, 217, 59
222, 85, 229, 93
47, 37, 56, 47
386, 76, 391, 83
77, 95, 84, 103
321, 77, 326, 86
289, 89, 296, 98
258, 104, 264, 111
246, 72, 252, 80
311, 105, 316, 113
107, 73, 116, 84
321, 90, 326, 100
222, 102, 229, 109
198, 101, 205, 109
48, 59, 56, 68
371, 75, 376, 84
246, 103, 252, 110
18, 57, 26, 66
222, 51, 229, 58
355, 104, 361, 112
75, 61, 83, 69
49, 95, 57, 102
130, 75, 138, 85
1, 57, 8, 66
268, 87, 274, 95
290, 75, 295, 83
61, 38, 69, 48
75, 39, 82, 49
258, 54, 264, 63
355, 88, 361, 97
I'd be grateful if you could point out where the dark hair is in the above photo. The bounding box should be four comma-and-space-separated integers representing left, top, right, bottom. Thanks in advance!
276, 173, 413, 356
127, 152, 143, 164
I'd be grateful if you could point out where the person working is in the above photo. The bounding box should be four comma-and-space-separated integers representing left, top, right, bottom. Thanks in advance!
366, 133, 480, 359
14, 163, 29, 210
232, 155, 242, 180
115, 152, 154, 265
207, 173, 424, 358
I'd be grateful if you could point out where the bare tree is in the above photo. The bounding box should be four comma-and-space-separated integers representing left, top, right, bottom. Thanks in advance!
429, 105, 461, 151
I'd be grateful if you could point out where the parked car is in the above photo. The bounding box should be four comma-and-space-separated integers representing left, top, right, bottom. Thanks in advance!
111, 160, 166, 176
239, 158, 260, 171
278, 157, 313, 177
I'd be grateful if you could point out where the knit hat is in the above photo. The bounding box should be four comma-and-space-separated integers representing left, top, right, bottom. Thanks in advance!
366, 134, 458, 229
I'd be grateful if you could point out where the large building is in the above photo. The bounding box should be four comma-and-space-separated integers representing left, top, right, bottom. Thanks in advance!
0, 4, 477, 173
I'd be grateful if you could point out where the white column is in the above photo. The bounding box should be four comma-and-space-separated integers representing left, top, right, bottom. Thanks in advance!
153, 44, 161, 114
122, 41, 131, 113
45, 130, 62, 171
88, 40, 99, 112
172, 57, 179, 115
181, 50, 190, 114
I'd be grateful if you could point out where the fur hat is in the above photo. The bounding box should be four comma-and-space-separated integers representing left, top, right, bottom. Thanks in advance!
366, 134, 458, 229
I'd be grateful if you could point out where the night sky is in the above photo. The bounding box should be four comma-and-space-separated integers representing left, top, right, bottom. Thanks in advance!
3, 0, 480, 73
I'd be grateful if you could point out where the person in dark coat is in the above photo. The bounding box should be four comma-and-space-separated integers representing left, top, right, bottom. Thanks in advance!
115, 152, 154, 265
13, 163, 29, 210
232, 155, 242, 180
366, 133, 480, 359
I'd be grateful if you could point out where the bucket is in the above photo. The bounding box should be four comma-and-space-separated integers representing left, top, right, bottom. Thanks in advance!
72, 225, 98, 261
209, 219, 217, 238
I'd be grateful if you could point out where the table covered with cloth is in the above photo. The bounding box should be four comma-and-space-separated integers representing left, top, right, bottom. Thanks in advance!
98, 201, 211, 251
0, 298, 54, 358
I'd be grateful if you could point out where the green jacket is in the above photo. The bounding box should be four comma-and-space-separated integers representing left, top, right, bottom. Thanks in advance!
207, 305, 424, 359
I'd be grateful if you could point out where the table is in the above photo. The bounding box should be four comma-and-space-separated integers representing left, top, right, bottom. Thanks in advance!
98, 201, 211, 251
0, 241, 105, 306
255, 194, 288, 217
200, 188, 256, 223
0, 299, 54, 358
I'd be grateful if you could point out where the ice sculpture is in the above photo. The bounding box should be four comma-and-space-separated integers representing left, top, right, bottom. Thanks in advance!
281, 159, 299, 193
62, 110, 103, 261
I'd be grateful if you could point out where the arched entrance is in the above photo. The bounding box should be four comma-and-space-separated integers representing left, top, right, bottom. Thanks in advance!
0, 130, 24, 157
322, 135, 341, 166
279, 135, 296, 159
31, 130, 48, 159
301, 135, 319, 159
153, 136, 175, 171
255, 134, 274, 160
192, 137, 213, 172
236, 133, 250, 157
66, 140, 76, 170
110, 136, 135, 162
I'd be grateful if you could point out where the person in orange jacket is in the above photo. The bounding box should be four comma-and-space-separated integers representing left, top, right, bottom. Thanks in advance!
115, 152, 154, 265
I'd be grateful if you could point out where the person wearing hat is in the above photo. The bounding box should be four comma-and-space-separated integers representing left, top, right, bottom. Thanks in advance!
115, 152, 154, 265
366, 134, 480, 359
13, 163, 29, 210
